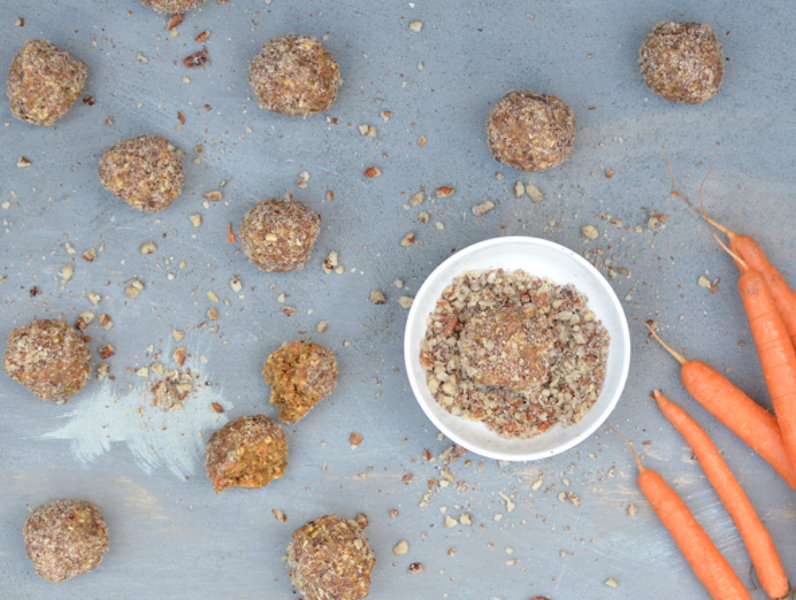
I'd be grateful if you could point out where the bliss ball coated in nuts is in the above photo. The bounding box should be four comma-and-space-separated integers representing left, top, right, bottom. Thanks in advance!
138, 0, 207, 13
24, 499, 109, 584
205, 415, 288, 493
249, 34, 343, 117
288, 514, 376, 600
7, 40, 87, 127
486, 91, 576, 172
639, 21, 723, 104
99, 135, 184, 212
3, 319, 90, 403
263, 341, 338, 424
239, 197, 321, 272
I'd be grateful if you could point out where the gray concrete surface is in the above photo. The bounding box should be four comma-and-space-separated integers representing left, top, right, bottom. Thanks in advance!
1, 1, 795, 599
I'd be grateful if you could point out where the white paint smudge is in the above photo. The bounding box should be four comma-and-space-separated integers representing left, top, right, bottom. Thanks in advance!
44, 340, 229, 480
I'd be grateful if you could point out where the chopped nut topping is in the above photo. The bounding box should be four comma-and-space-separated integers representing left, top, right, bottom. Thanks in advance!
326, 190, 334, 202
399, 296, 414, 309
401, 232, 415, 247
136, 53, 148, 64
207, 290, 219, 302
75, 312, 95, 332
60, 265, 74, 284
97, 362, 111, 381
581, 225, 599, 240
167, 13, 182, 30
297, 170, 310, 188
418, 135, 426, 147
140, 242, 157, 255
211, 402, 224, 414
435, 186, 454, 198
349, 432, 363, 447
408, 563, 423, 574
364, 166, 382, 178
605, 578, 618, 588
380, 111, 392, 121
418, 211, 430, 224
173, 330, 185, 342
17, 157, 32, 168
173, 347, 187, 367
82, 248, 97, 262
410, 188, 425, 206
125, 286, 139, 299
356, 513, 369, 529
390, 509, 399, 518
471, 200, 495, 217
315, 320, 328, 333
282, 307, 296, 317
628, 504, 638, 518
230, 277, 242, 292
393, 540, 409, 555
189, 214, 202, 228
98, 344, 115, 359
448, 548, 456, 556
207, 307, 219, 321
183, 50, 209, 68
526, 184, 544, 202
370, 290, 386, 305
195, 30, 210, 43
409, 21, 423, 32
272, 509, 287, 522
459, 513, 472, 525
203, 191, 222, 202
14, 17, 24, 27
514, 181, 525, 198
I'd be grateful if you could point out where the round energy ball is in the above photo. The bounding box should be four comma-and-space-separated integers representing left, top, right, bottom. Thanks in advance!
138, 0, 207, 13
7, 40, 87, 127
24, 499, 109, 584
486, 91, 576, 172
239, 197, 321, 272
3, 319, 91, 403
263, 341, 338, 424
249, 34, 343, 117
639, 21, 724, 104
99, 135, 184, 212
288, 514, 376, 600
205, 415, 288, 493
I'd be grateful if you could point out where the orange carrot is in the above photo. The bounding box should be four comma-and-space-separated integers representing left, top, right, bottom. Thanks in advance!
654, 390, 789, 599
736, 263, 796, 473
663, 152, 796, 352
636, 319, 796, 493
227, 222, 236, 243
609, 422, 752, 600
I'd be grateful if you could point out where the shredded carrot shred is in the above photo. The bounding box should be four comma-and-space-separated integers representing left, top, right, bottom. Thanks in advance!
227, 223, 235, 243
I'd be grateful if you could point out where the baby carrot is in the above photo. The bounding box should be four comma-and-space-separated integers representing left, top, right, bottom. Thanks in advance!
609, 423, 752, 600
663, 152, 796, 352
636, 319, 796, 493
654, 390, 789, 599
737, 264, 796, 473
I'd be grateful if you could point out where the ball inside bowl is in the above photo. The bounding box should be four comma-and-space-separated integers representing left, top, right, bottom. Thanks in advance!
403, 237, 631, 461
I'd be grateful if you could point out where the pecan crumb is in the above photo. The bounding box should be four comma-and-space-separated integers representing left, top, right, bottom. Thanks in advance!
173, 347, 187, 367
82, 96, 95, 106
393, 540, 409, 555
183, 50, 209, 69
435, 186, 454, 198
400, 232, 415, 247
82, 248, 97, 262
167, 13, 182, 30
211, 402, 224, 414
17, 157, 32, 168
203, 191, 222, 202
272, 509, 287, 522
356, 513, 369, 528
315, 320, 328, 333
98, 344, 115, 359
349, 432, 363, 447
370, 290, 386, 305
195, 30, 209, 43
364, 166, 382, 178
471, 200, 495, 217
408, 562, 423, 574
390, 509, 399, 518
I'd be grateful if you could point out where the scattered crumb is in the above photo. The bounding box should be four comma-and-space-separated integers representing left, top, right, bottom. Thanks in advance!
605, 578, 618, 588
393, 540, 409, 555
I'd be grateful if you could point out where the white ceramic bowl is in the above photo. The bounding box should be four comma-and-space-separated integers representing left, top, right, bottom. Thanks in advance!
404, 236, 631, 461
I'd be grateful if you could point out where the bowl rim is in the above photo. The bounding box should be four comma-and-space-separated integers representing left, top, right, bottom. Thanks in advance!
403, 235, 631, 461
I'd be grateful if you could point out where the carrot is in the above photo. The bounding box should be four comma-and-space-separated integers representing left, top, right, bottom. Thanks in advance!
227, 222, 236, 243
635, 318, 796, 493
653, 390, 789, 599
663, 150, 796, 352
609, 422, 753, 600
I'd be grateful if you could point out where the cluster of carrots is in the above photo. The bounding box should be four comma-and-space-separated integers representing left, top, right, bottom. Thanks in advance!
616, 157, 796, 600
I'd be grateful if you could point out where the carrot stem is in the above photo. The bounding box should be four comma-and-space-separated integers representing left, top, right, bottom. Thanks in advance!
630, 317, 686, 365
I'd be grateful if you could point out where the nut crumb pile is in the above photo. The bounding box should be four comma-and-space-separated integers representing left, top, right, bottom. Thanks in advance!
420, 270, 610, 439
288, 514, 376, 600
486, 90, 576, 172
262, 340, 338, 423
204, 415, 288, 493
639, 21, 723, 104
98, 134, 184, 212
3, 319, 91, 403
239, 197, 321, 272
7, 39, 87, 127
23, 499, 109, 584
248, 34, 343, 117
